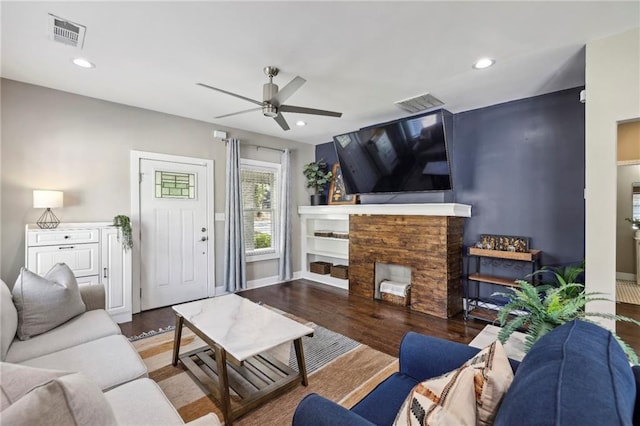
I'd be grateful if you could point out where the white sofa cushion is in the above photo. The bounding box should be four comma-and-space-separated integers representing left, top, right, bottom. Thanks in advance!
0, 362, 117, 426
20, 334, 148, 391
105, 378, 185, 426
5, 309, 121, 363
0, 280, 18, 361
12, 264, 86, 340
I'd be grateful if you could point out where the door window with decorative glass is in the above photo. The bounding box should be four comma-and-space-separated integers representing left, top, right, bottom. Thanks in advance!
240, 159, 281, 259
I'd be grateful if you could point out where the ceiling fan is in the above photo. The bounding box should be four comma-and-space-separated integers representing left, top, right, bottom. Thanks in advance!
197, 66, 342, 131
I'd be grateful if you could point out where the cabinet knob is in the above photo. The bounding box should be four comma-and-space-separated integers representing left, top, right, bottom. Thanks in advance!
201, 236, 208, 242
64, 235, 70, 239
201, 227, 207, 232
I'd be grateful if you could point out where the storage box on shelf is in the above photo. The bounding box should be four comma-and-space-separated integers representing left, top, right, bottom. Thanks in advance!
310, 261, 332, 275
464, 247, 541, 323
330, 265, 348, 279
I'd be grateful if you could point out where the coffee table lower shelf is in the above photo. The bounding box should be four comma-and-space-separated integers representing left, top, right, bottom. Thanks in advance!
178, 344, 306, 424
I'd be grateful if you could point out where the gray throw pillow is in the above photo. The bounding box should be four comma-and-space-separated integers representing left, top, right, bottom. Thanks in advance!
0, 362, 117, 425
12, 263, 86, 340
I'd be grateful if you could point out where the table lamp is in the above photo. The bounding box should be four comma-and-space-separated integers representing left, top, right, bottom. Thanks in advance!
33, 190, 63, 229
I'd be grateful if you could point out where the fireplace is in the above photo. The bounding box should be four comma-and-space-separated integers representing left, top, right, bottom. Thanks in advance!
349, 214, 464, 318
374, 262, 411, 299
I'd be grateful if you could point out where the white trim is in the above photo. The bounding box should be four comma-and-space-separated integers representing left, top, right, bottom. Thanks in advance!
297, 203, 472, 217
300, 271, 349, 290
617, 160, 640, 166
130, 150, 215, 314
616, 272, 637, 281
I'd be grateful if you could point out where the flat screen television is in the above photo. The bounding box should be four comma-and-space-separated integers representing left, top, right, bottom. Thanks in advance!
333, 109, 453, 195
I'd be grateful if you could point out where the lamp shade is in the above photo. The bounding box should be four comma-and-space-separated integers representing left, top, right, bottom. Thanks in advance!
33, 190, 63, 209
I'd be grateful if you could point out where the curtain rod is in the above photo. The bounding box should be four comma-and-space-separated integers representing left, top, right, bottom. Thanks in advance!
223, 139, 286, 153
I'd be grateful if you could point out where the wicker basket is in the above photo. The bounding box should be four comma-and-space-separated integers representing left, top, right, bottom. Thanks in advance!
330, 265, 349, 279
310, 261, 332, 274
380, 288, 411, 306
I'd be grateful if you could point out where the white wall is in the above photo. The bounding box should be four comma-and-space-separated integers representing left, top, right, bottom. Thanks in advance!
0, 79, 314, 292
617, 164, 640, 276
585, 27, 640, 322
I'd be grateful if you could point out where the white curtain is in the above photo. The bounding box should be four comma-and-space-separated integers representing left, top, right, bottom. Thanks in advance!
278, 148, 293, 281
223, 139, 247, 292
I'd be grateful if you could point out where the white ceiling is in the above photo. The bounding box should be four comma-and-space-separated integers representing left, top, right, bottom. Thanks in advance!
2, 2, 638, 145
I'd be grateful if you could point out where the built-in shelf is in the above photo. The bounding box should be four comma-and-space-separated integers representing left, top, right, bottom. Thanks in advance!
307, 250, 349, 260
307, 235, 349, 242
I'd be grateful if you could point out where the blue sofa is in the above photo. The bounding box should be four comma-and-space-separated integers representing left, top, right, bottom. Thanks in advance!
293, 320, 640, 425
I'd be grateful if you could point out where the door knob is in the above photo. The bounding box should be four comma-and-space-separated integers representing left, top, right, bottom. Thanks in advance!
201, 236, 208, 242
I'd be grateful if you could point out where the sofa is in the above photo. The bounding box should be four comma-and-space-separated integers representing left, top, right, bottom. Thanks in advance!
293, 320, 640, 425
1, 278, 220, 425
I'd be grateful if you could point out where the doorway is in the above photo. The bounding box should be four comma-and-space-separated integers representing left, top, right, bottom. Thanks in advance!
131, 151, 215, 312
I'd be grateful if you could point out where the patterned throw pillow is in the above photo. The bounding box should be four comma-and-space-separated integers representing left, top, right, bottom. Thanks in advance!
12, 263, 86, 340
393, 366, 477, 425
393, 340, 514, 426
462, 340, 514, 425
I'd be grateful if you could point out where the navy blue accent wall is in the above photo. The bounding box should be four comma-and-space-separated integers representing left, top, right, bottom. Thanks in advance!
315, 87, 585, 266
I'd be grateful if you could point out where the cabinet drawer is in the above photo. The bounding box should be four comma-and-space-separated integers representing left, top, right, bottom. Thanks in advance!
27, 228, 100, 246
77, 275, 100, 286
27, 243, 100, 277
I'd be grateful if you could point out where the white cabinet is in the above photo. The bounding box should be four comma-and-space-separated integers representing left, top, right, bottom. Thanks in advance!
636, 235, 640, 286
299, 209, 350, 289
25, 223, 132, 323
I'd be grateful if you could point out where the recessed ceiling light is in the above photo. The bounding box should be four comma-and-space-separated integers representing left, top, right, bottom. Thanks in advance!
72, 58, 95, 69
473, 58, 495, 70
296, 120, 307, 127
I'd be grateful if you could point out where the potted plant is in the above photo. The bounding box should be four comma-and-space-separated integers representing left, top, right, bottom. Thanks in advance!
113, 215, 133, 251
303, 160, 333, 206
494, 279, 640, 363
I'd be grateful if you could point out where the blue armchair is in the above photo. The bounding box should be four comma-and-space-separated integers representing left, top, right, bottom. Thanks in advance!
293, 321, 640, 425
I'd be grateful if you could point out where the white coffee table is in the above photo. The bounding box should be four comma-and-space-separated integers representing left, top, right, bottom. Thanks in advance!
172, 294, 314, 425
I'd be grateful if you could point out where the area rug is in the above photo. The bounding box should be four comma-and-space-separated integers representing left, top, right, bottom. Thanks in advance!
616, 279, 640, 305
132, 319, 397, 425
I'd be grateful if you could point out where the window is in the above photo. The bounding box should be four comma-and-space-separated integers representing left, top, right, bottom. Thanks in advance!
240, 159, 281, 260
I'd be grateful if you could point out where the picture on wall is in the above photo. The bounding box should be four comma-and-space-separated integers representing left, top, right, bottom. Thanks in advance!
328, 163, 358, 205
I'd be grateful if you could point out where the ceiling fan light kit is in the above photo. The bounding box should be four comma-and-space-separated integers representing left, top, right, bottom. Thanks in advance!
198, 66, 343, 131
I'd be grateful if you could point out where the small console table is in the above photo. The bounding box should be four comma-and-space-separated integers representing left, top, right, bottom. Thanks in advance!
464, 247, 541, 323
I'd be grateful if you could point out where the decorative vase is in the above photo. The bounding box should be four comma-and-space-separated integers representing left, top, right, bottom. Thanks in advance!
310, 194, 326, 206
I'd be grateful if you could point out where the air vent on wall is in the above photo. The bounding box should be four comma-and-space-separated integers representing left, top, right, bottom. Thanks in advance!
394, 93, 444, 114
48, 14, 86, 48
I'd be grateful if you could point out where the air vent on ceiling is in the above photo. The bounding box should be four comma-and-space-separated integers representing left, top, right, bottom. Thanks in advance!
394, 93, 444, 114
48, 14, 86, 48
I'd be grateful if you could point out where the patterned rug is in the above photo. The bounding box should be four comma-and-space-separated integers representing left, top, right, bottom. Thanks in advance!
617, 279, 640, 305
132, 315, 397, 425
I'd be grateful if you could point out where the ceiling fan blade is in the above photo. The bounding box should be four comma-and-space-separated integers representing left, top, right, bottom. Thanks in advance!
197, 83, 263, 106
270, 76, 306, 106
273, 113, 290, 131
215, 107, 262, 119
280, 105, 343, 118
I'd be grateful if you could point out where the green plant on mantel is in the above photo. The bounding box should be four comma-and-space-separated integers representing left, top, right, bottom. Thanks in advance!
302, 160, 332, 194
494, 279, 640, 364
625, 217, 640, 229
113, 215, 133, 251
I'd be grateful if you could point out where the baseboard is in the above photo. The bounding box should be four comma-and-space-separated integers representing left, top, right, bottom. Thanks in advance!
616, 272, 637, 281
214, 271, 305, 294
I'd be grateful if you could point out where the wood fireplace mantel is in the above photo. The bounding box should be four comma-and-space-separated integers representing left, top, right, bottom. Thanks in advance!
298, 203, 471, 217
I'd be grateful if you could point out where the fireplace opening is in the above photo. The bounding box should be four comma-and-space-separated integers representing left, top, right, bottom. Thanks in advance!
375, 262, 411, 305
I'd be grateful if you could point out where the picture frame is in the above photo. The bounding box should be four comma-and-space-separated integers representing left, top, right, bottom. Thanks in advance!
328, 163, 358, 205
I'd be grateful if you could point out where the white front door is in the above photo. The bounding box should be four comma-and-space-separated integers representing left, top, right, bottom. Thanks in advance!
139, 158, 210, 310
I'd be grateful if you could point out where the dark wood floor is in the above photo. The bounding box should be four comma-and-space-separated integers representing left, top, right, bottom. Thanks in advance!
120, 279, 640, 358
